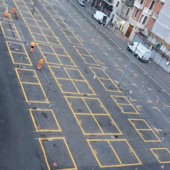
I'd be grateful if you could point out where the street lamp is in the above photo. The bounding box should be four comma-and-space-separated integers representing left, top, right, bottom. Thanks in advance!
64, 0, 73, 22
32, 0, 37, 15
118, 42, 140, 87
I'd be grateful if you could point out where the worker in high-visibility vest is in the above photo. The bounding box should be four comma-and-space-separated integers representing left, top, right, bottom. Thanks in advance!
11, 7, 16, 15
37, 58, 44, 70
4, 10, 9, 17
30, 41, 36, 53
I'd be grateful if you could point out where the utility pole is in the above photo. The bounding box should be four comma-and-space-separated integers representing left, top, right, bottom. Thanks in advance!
32, 0, 37, 15
118, 42, 139, 87
64, 0, 73, 22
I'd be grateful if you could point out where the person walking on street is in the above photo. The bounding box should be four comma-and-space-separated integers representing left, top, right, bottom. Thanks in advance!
37, 58, 44, 70
4, 10, 9, 17
30, 41, 35, 53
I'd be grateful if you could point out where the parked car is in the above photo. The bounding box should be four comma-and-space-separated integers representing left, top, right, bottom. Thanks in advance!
92, 11, 107, 24
127, 42, 152, 63
77, 0, 85, 7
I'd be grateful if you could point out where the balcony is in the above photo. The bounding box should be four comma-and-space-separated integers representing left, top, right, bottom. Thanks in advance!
121, 0, 135, 7
159, 0, 165, 3
152, 13, 158, 19
143, 7, 152, 16
137, 22, 145, 30
134, 1, 143, 10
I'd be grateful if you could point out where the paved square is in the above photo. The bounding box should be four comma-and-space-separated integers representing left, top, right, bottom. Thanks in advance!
90, 67, 120, 92
74, 46, 98, 65
37, 43, 76, 67
15, 68, 49, 103
129, 119, 161, 142
39, 137, 77, 170
111, 95, 138, 114
87, 139, 142, 168
29, 109, 61, 132
150, 148, 170, 163
6, 41, 32, 65
49, 66, 95, 95
65, 96, 122, 135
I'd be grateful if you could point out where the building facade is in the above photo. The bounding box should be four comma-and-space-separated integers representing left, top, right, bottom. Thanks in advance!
122, 0, 164, 40
91, 0, 135, 29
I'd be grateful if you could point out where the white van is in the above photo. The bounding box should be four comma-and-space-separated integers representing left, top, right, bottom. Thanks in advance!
92, 11, 107, 24
127, 42, 152, 63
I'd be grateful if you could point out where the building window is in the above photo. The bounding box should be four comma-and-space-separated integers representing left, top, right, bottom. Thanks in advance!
149, 0, 155, 10
140, 0, 144, 4
142, 16, 148, 24
134, 9, 139, 18
116, 1, 119, 7
139, 15, 144, 22
126, 8, 130, 16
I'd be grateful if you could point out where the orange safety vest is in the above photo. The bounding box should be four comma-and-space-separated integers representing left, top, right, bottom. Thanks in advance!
30, 42, 35, 47
39, 59, 44, 64
12, 7, 15, 12
4, 11, 9, 16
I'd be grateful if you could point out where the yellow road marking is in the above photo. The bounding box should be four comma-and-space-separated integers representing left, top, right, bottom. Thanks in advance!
39, 137, 77, 170
129, 119, 161, 142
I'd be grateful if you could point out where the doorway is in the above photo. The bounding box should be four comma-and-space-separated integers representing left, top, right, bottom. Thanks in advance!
125, 24, 133, 38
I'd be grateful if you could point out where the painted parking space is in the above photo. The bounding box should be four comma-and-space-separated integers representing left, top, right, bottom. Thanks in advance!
90, 67, 120, 92
29, 109, 61, 132
74, 46, 98, 65
129, 119, 161, 142
6, 41, 32, 66
39, 137, 77, 170
150, 148, 170, 163
49, 66, 95, 95
27, 25, 62, 45
65, 96, 122, 135
14, 0, 50, 28
61, 29, 82, 46
87, 139, 142, 168
0, 5, 12, 21
40, 0, 82, 46
15, 68, 49, 103
0, 22, 21, 40
37, 43, 76, 67
111, 95, 139, 114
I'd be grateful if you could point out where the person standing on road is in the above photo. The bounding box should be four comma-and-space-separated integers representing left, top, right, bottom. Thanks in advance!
11, 7, 16, 15
30, 41, 36, 53
4, 10, 9, 17
37, 58, 44, 70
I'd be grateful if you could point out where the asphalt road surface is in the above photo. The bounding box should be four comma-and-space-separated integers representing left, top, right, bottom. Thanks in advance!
0, 0, 170, 170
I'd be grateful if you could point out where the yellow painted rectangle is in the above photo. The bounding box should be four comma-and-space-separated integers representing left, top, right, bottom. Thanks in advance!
111, 95, 138, 114
90, 67, 120, 92
150, 148, 170, 163
129, 119, 161, 142
65, 96, 122, 135
87, 139, 142, 168
49, 66, 95, 95
6, 41, 32, 66
29, 109, 61, 132
0, 22, 21, 40
15, 68, 49, 103
39, 137, 77, 170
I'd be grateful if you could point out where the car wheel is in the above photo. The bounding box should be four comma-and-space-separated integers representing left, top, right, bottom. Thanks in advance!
92, 14, 94, 18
